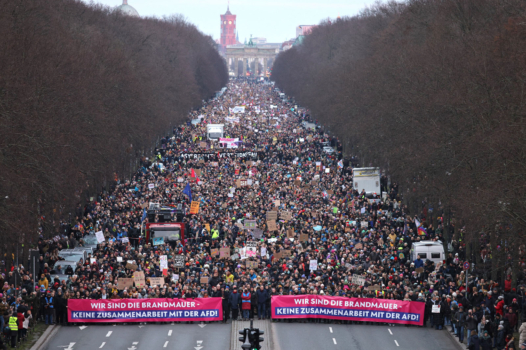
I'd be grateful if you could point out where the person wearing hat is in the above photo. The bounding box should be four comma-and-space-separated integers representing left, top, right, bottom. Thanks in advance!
455, 305, 466, 343
480, 330, 492, 350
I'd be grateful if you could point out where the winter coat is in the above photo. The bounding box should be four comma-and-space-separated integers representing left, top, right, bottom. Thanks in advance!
241, 292, 251, 310
495, 300, 505, 316
480, 336, 492, 350
228, 291, 241, 310
256, 289, 268, 304
519, 322, 526, 345
469, 334, 480, 350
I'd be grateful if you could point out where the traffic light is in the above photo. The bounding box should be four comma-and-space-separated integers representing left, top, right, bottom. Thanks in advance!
249, 328, 264, 350
239, 328, 251, 350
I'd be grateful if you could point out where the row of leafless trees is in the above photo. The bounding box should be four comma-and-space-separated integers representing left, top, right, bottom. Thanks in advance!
0, 0, 227, 262
272, 0, 526, 284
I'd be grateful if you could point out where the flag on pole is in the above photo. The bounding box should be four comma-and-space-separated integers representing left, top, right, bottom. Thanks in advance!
183, 183, 192, 203
415, 218, 426, 236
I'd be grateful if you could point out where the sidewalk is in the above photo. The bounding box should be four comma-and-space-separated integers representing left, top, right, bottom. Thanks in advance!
444, 324, 468, 349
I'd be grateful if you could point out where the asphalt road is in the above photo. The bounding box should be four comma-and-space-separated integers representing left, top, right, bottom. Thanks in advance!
44, 323, 231, 350
271, 322, 462, 350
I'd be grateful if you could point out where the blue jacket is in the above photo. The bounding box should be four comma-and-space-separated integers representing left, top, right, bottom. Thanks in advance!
228, 291, 241, 309
414, 258, 424, 268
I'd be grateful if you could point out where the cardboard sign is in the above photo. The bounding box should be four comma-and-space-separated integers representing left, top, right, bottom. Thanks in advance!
282, 250, 291, 258
222, 203, 228, 208
367, 285, 382, 291
150, 277, 165, 287
199, 142, 207, 149
220, 247, 230, 258
274, 251, 282, 260
287, 229, 295, 238
351, 275, 365, 286
415, 267, 424, 274
244, 220, 257, 229
173, 255, 185, 268
299, 233, 309, 242
117, 278, 134, 290
274, 200, 281, 207
267, 211, 278, 221
267, 220, 277, 231
355, 243, 363, 250
126, 263, 138, 271
281, 211, 292, 220
246, 261, 258, 269
195, 169, 202, 177
211, 162, 219, 167
294, 179, 301, 186
134, 271, 146, 288
190, 201, 200, 214
200, 277, 209, 284
211, 248, 219, 257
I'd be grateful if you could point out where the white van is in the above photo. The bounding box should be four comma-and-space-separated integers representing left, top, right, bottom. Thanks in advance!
411, 240, 445, 264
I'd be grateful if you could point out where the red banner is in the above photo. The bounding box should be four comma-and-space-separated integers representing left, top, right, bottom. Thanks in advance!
68, 298, 222, 323
271, 295, 424, 326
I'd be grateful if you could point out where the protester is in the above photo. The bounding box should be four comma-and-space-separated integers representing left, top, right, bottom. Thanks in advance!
0, 79, 524, 347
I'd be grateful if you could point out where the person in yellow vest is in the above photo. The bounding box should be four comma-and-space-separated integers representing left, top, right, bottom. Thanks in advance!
211, 228, 219, 240
8, 310, 18, 348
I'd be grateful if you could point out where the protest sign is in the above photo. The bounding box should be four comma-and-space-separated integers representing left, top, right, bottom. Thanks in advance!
274, 251, 282, 260
271, 296, 424, 325
267, 220, 277, 231
173, 255, 185, 268
200, 277, 209, 284
134, 271, 146, 288
246, 242, 257, 257
354, 243, 363, 250
148, 183, 155, 190
122, 237, 129, 243
351, 275, 365, 286
160, 255, 168, 270
282, 250, 291, 258
117, 278, 134, 290
126, 263, 138, 271
432, 305, 440, 313
266, 211, 278, 221
299, 233, 309, 242
211, 248, 219, 257
415, 267, 424, 274
95, 231, 105, 244
190, 201, 200, 214
68, 298, 223, 323
150, 277, 165, 287
117, 257, 123, 262
246, 261, 258, 269
287, 229, 295, 238
220, 248, 230, 258
281, 211, 292, 220
309, 260, 318, 271
153, 236, 164, 246
244, 220, 257, 229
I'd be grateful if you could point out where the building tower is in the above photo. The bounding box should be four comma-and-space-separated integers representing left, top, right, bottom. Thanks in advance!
220, 4, 236, 50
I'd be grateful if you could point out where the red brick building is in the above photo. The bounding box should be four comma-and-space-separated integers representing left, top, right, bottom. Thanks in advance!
220, 6, 237, 50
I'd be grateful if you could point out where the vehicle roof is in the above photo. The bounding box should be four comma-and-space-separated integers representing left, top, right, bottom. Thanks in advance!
412, 240, 443, 247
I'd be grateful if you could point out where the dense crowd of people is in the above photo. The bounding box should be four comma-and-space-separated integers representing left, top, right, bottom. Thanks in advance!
1, 79, 525, 350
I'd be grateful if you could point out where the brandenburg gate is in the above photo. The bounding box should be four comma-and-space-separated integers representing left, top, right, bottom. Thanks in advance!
225, 39, 279, 77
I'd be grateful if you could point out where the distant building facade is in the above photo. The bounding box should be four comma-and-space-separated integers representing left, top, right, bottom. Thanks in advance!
295, 25, 317, 37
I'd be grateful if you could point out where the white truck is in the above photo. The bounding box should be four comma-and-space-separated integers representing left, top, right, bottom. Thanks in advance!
352, 167, 381, 196
206, 124, 224, 140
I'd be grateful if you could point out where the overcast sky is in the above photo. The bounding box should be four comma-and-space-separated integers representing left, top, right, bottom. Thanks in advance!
82, 0, 383, 43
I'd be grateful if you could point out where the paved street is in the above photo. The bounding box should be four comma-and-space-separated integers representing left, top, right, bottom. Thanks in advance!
43, 321, 461, 350
44, 323, 230, 350
271, 323, 461, 350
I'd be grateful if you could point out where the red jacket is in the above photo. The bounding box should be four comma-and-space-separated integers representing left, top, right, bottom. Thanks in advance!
241, 292, 251, 310
504, 279, 512, 292
495, 300, 505, 316
17, 312, 24, 329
